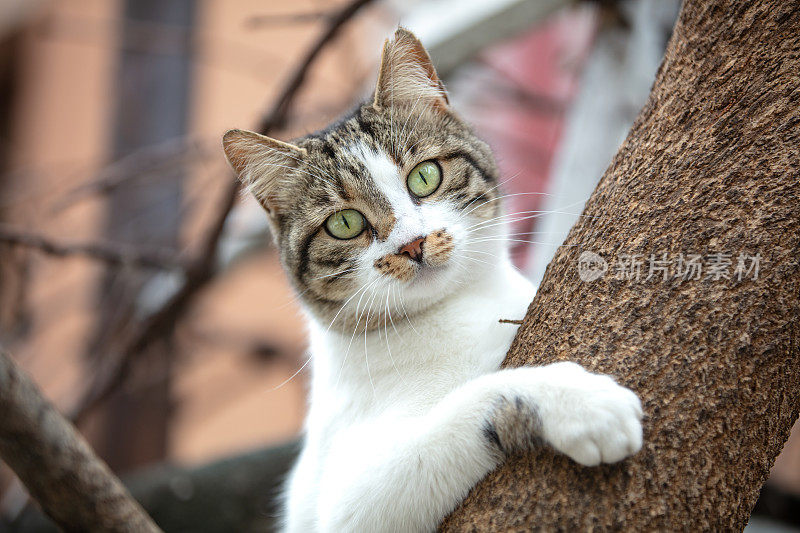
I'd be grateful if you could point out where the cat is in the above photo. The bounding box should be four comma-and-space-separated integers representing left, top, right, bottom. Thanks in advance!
222, 28, 643, 533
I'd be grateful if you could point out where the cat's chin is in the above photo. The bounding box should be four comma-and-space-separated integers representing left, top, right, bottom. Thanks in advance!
397, 263, 459, 305
406, 260, 448, 283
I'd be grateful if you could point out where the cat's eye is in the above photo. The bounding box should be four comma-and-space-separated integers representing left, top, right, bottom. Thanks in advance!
407, 161, 441, 198
325, 209, 366, 240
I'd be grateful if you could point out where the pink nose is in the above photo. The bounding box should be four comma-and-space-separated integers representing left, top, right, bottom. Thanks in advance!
398, 236, 425, 262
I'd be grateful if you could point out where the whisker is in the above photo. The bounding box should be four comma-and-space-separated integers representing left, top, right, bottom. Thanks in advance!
269, 354, 312, 391
387, 285, 402, 338
383, 286, 405, 383
462, 248, 503, 258
495, 230, 566, 237
455, 172, 526, 216
462, 193, 596, 232
459, 190, 550, 218
396, 285, 420, 337
460, 255, 495, 267
465, 204, 591, 226
465, 209, 595, 233
363, 287, 380, 397
271, 286, 312, 311
390, 284, 406, 340
325, 276, 374, 334
465, 212, 559, 233
336, 277, 380, 387
468, 237, 581, 248
313, 267, 358, 281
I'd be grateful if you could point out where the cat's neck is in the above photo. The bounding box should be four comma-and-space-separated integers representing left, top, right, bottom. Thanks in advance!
304, 258, 534, 414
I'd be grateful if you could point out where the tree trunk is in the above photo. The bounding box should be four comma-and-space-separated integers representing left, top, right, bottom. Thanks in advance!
442, 0, 800, 530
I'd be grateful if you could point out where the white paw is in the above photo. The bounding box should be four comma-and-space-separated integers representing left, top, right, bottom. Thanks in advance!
536, 362, 643, 466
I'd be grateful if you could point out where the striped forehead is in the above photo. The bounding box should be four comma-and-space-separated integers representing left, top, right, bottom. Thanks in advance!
346, 143, 405, 204
341, 141, 414, 238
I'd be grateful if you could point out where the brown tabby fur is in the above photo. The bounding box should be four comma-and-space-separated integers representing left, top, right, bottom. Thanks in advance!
223, 28, 502, 331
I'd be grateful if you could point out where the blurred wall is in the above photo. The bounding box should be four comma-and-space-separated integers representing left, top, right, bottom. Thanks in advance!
0, 0, 387, 469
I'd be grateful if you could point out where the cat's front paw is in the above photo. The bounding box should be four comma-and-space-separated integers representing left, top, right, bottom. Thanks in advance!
537, 362, 643, 466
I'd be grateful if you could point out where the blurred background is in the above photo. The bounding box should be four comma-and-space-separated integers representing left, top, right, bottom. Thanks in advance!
0, 0, 797, 531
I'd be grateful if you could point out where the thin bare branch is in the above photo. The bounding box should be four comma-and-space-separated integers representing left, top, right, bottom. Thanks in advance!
245, 10, 332, 28
52, 137, 210, 211
0, 224, 188, 271
256, 0, 377, 134
0, 349, 161, 532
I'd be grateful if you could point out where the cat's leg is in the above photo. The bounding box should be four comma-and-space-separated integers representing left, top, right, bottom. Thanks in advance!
316, 361, 643, 533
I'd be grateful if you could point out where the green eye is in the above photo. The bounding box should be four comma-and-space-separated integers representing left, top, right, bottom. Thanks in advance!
407, 161, 441, 198
325, 209, 366, 239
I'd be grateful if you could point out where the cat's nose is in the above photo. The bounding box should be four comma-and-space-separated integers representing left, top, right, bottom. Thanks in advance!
397, 236, 425, 263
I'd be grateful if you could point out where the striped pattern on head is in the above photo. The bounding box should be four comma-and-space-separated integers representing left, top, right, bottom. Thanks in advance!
223, 28, 508, 331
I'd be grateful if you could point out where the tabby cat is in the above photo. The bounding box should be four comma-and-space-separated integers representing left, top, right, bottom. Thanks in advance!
223, 28, 643, 533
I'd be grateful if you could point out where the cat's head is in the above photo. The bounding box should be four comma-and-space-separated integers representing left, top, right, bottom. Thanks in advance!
223, 28, 509, 332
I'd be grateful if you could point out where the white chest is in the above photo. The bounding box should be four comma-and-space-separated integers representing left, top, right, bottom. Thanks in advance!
305, 262, 535, 428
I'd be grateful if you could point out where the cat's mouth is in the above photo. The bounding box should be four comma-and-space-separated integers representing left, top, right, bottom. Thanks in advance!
374, 229, 455, 283
374, 254, 450, 284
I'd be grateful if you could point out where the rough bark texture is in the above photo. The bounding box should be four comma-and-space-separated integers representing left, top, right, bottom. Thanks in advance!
0, 350, 161, 532
443, 0, 800, 530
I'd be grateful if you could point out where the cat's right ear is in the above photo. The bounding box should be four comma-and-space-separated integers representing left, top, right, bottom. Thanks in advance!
373, 28, 449, 112
222, 128, 306, 215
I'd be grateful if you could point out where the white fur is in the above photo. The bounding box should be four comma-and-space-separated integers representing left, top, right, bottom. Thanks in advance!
282, 146, 643, 532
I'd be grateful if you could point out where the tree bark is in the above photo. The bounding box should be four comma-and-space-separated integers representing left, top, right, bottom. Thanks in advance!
0, 349, 160, 532
442, 0, 800, 530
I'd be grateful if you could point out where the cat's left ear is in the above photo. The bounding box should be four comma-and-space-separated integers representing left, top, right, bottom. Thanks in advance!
373, 27, 449, 111
222, 128, 306, 215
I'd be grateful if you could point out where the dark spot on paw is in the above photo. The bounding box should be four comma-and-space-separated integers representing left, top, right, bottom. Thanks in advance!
483, 421, 504, 453
515, 396, 525, 411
